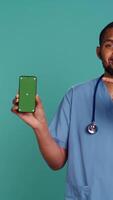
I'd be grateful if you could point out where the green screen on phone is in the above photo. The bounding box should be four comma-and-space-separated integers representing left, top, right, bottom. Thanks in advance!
18, 76, 37, 112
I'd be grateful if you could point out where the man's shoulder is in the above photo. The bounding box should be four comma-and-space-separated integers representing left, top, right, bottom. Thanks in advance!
72, 77, 98, 91
65, 76, 100, 99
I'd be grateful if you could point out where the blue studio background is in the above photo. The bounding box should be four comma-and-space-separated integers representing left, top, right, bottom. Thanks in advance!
0, 1, 112, 199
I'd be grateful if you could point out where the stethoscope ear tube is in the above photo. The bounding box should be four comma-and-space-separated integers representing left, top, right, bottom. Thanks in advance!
87, 74, 104, 134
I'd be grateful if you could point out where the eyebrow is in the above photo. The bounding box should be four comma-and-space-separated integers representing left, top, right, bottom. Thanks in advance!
102, 39, 113, 44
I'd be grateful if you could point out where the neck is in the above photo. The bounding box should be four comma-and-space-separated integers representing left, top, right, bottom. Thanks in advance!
104, 72, 113, 96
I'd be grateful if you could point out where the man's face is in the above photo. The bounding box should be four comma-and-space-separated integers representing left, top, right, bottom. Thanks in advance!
97, 28, 113, 76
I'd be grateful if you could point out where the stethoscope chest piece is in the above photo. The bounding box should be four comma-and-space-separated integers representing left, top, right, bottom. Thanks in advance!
87, 122, 98, 134
86, 74, 104, 135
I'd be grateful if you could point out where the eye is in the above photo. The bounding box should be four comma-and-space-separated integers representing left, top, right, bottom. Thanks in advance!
105, 43, 113, 48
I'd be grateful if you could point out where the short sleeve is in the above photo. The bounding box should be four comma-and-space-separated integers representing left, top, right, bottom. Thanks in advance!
49, 88, 72, 149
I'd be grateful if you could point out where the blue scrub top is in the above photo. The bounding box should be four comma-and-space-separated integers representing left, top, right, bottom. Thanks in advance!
49, 76, 113, 200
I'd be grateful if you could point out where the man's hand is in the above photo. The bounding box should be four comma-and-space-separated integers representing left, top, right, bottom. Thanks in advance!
102, 76, 113, 83
11, 94, 48, 132
11, 94, 67, 170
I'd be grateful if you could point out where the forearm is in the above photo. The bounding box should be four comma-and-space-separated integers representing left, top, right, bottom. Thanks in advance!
12, 94, 67, 169
33, 127, 66, 170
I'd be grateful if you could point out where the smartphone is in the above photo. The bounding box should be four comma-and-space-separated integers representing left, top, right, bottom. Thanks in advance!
18, 76, 37, 112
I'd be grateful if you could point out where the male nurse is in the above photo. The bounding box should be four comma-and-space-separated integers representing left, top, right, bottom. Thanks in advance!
12, 22, 113, 200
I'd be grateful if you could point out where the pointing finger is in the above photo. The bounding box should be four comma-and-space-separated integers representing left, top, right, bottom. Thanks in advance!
102, 77, 113, 84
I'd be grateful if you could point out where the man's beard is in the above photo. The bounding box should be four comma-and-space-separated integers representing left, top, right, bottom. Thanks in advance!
103, 63, 113, 76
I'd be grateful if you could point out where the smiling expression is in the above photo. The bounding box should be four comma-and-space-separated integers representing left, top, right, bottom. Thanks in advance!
97, 28, 113, 76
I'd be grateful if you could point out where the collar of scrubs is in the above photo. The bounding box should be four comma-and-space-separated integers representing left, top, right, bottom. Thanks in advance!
99, 80, 113, 117
101, 78, 113, 105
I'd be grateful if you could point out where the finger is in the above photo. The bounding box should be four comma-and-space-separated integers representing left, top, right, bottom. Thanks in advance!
12, 94, 19, 104
12, 97, 19, 105
16, 94, 19, 98
102, 77, 113, 83
11, 105, 18, 112
35, 95, 43, 107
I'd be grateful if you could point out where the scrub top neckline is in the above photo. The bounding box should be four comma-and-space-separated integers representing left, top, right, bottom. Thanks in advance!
101, 78, 113, 105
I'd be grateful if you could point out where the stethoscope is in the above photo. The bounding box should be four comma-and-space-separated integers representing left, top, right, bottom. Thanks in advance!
87, 74, 104, 135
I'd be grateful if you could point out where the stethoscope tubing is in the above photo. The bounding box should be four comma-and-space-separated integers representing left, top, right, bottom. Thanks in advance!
87, 74, 104, 134
92, 74, 104, 122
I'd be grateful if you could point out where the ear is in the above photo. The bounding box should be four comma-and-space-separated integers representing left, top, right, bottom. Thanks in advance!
96, 46, 101, 59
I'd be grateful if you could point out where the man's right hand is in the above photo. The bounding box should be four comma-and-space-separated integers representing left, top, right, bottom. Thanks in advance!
11, 94, 48, 132
11, 94, 67, 170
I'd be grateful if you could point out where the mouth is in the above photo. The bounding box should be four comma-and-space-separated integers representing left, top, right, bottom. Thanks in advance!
108, 57, 113, 66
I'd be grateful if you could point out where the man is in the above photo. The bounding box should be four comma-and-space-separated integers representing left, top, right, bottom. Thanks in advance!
12, 22, 113, 200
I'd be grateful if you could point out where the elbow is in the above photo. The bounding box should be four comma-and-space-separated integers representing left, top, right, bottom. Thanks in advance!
48, 163, 65, 171
50, 166, 62, 171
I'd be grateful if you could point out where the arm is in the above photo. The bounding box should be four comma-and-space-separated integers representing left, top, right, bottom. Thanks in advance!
34, 128, 67, 170
11, 95, 67, 170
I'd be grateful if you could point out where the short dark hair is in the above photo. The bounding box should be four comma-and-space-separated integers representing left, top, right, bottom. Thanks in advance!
99, 22, 113, 45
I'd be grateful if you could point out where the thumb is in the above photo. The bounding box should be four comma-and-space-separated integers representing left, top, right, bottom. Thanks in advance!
35, 95, 43, 108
